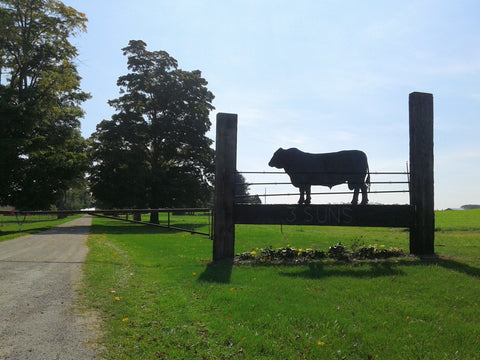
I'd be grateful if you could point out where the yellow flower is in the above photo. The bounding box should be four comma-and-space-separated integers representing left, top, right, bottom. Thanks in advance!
192, 272, 197, 276
251, 251, 257, 255
115, 296, 120, 301
122, 318, 129, 322
317, 341, 325, 346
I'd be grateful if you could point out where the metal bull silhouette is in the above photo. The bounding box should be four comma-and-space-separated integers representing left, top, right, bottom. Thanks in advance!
268, 148, 370, 205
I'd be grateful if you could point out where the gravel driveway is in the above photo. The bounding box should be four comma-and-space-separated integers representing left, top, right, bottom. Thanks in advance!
0, 216, 102, 360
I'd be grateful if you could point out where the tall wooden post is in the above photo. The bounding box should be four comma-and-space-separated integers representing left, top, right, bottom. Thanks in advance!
409, 92, 435, 255
213, 113, 238, 262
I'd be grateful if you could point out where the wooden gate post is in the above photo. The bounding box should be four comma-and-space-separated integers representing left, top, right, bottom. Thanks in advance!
409, 92, 435, 255
213, 113, 238, 262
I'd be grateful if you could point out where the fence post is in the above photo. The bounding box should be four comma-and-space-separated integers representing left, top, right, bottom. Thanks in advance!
409, 92, 435, 255
213, 113, 238, 261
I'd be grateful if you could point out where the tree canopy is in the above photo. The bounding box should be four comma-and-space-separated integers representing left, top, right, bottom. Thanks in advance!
0, 0, 89, 209
89, 40, 215, 209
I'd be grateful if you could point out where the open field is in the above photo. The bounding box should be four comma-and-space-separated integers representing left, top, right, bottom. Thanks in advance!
80, 209, 480, 359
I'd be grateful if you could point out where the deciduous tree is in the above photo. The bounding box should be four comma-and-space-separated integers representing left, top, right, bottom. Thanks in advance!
0, 0, 90, 209
89, 41, 215, 218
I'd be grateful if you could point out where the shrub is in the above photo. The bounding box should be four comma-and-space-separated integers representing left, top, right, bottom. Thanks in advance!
328, 242, 350, 261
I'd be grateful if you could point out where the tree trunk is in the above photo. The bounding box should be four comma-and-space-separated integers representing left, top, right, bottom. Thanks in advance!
150, 211, 159, 224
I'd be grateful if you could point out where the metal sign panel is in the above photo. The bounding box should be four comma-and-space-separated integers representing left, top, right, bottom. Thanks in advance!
235, 204, 413, 228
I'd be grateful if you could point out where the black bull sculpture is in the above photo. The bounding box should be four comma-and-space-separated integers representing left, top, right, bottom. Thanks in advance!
268, 148, 370, 205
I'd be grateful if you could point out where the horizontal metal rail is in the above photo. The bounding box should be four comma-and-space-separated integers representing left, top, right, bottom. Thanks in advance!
0, 208, 212, 237
237, 171, 409, 175
240, 181, 410, 186
0, 208, 211, 215
236, 190, 409, 198
91, 212, 210, 237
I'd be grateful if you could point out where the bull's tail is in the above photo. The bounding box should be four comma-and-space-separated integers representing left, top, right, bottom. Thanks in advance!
365, 166, 371, 191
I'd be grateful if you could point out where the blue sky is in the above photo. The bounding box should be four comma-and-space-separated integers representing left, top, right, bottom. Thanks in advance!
68, 0, 480, 209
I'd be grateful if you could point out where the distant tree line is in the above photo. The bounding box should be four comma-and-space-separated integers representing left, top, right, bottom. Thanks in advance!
0, 0, 257, 211
461, 205, 480, 210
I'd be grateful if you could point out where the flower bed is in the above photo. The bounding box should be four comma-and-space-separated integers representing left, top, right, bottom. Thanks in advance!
235, 242, 406, 264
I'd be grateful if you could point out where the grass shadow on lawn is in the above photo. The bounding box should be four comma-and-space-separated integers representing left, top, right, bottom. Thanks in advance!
277, 256, 480, 281
198, 261, 233, 283
0, 227, 52, 237
195, 256, 480, 284
435, 256, 480, 279
196, 259, 410, 284
277, 260, 408, 279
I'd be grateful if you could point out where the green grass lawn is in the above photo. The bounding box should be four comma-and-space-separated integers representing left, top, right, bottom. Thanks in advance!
0, 213, 83, 242
82, 210, 480, 359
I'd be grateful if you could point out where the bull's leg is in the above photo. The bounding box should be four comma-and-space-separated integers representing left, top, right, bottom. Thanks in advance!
351, 187, 359, 205
305, 185, 311, 205
298, 186, 305, 204
360, 184, 368, 205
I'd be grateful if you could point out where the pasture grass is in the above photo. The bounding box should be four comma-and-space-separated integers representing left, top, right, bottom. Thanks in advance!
82, 210, 480, 359
0, 214, 82, 242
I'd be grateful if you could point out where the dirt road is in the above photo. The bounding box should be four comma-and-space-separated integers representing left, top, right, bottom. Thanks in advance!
0, 216, 102, 360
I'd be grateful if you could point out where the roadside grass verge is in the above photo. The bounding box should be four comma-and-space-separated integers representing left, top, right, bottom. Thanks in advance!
82, 210, 480, 359
0, 214, 83, 242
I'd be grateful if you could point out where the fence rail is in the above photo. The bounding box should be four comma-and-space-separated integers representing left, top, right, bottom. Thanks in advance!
237, 171, 410, 175
236, 169, 410, 200
0, 208, 210, 215
0, 208, 212, 237
236, 190, 409, 199
241, 181, 409, 186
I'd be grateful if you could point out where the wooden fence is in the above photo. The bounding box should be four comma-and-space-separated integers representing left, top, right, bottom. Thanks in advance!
0, 208, 212, 237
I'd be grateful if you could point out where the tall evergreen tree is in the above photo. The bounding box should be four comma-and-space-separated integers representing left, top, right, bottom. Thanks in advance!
0, 0, 90, 209
89, 41, 215, 214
